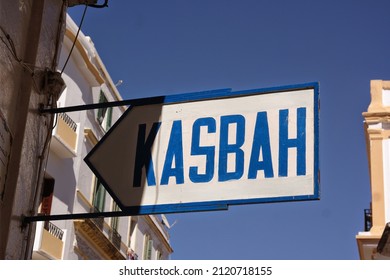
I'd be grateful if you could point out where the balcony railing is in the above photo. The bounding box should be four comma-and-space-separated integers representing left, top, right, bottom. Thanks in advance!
109, 228, 122, 250
59, 113, 77, 131
89, 206, 122, 250
364, 208, 372, 232
51, 112, 78, 157
90, 207, 104, 231
44, 221, 64, 240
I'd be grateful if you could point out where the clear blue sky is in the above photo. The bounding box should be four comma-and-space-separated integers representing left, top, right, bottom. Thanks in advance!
68, 0, 390, 259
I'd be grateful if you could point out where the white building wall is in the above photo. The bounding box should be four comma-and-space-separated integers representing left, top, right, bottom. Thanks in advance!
33, 14, 172, 260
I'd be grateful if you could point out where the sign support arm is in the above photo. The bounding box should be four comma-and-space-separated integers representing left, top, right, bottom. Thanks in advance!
39, 96, 166, 114
22, 204, 229, 226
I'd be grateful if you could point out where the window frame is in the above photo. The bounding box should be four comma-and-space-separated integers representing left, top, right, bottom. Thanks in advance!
96, 90, 113, 131
143, 234, 153, 260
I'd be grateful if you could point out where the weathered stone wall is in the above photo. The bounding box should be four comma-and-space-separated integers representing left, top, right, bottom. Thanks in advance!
0, 0, 66, 259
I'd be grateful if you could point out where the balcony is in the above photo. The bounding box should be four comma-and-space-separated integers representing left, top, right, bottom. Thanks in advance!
73, 206, 125, 259
89, 206, 122, 250
51, 112, 78, 158
33, 221, 65, 260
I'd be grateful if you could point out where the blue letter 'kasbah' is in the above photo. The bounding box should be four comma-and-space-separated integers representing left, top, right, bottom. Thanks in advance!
132, 108, 307, 187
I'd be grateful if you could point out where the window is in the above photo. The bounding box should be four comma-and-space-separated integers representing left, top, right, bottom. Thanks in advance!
128, 217, 137, 247
109, 202, 122, 250
97, 90, 112, 131
92, 178, 106, 212
111, 202, 120, 231
156, 250, 163, 260
143, 234, 153, 260
40, 176, 55, 215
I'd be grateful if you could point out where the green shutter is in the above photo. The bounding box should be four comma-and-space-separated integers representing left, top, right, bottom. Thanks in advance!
111, 202, 120, 230
105, 107, 113, 130
93, 180, 106, 212
97, 91, 108, 125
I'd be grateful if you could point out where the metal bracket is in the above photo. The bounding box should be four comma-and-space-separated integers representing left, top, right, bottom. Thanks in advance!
21, 210, 135, 229
68, 0, 108, 8
39, 95, 166, 114
22, 203, 229, 226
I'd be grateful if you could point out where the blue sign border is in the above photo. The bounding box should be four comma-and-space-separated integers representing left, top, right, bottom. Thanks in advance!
85, 82, 320, 215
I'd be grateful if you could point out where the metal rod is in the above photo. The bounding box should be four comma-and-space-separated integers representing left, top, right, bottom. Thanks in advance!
23, 211, 127, 223
40, 88, 231, 114
22, 204, 228, 225
40, 96, 166, 114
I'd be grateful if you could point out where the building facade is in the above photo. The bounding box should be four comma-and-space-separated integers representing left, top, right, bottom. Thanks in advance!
32, 15, 173, 260
356, 80, 390, 260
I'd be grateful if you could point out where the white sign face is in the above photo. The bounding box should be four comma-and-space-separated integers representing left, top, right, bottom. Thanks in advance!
85, 83, 320, 214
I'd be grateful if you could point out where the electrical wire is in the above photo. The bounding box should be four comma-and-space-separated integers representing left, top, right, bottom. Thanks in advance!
60, 3, 88, 74
52, 0, 67, 70
0, 26, 19, 61
0, 25, 43, 94
60, 0, 110, 74
1, 26, 33, 73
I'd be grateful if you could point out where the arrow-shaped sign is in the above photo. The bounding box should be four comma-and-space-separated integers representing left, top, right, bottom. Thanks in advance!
85, 83, 320, 215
